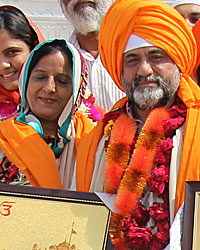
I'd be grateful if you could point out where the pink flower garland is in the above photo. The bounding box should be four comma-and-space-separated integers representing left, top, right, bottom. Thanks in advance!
120, 99, 186, 250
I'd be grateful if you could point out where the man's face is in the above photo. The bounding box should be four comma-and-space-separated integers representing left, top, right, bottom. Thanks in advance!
175, 4, 200, 29
60, 0, 113, 35
122, 46, 180, 110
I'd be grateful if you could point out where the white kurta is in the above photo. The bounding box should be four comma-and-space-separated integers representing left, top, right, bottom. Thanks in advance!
69, 31, 126, 111
58, 120, 77, 190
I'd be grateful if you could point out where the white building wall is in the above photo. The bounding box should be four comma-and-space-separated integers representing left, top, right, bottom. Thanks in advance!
0, 0, 175, 40
0, 0, 73, 40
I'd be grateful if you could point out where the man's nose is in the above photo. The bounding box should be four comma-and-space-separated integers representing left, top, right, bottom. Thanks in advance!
136, 60, 154, 78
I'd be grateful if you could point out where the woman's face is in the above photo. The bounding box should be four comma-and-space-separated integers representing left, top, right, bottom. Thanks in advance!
0, 29, 30, 91
26, 50, 72, 124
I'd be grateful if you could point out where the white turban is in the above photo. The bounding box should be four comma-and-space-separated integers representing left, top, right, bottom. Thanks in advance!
173, 0, 200, 7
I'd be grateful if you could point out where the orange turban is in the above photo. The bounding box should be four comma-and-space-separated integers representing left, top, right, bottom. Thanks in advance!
192, 18, 200, 82
99, 0, 200, 215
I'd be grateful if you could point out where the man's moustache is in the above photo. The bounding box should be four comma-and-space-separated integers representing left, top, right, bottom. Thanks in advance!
133, 75, 163, 87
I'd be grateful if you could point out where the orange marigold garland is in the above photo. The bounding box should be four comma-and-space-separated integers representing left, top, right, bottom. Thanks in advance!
104, 107, 169, 249
115, 108, 169, 216
104, 114, 137, 193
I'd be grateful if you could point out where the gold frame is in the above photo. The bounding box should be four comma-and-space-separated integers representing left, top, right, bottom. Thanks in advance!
192, 191, 200, 250
0, 183, 112, 250
182, 181, 200, 250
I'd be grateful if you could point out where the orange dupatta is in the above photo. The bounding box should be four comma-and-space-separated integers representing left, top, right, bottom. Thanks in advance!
0, 118, 62, 189
76, 97, 127, 192
73, 111, 95, 149
0, 113, 94, 189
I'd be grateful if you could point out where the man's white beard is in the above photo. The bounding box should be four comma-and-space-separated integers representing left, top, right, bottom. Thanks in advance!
61, 0, 113, 35
122, 66, 180, 110
133, 86, 165, 110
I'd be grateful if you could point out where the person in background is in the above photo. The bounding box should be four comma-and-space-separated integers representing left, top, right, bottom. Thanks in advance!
0, 39, 96, 190
173, 0, 200, 29
0, 5, 45, 121
192, 18, 200, 85
76, 0, 200, 249
59, 0, 125, 111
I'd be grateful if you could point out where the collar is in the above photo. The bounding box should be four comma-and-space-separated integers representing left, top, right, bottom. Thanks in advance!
126, 101, 143, 134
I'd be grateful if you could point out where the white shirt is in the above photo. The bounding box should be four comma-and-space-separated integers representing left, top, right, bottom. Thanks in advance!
69, 31, 126, 111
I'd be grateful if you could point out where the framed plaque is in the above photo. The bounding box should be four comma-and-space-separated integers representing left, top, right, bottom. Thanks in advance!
0, 183, 113, 250
182, 181, 200, 250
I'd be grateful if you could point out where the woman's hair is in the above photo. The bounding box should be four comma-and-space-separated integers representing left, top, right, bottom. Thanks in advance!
0, 6, 39, 51
27, 40, 73, 82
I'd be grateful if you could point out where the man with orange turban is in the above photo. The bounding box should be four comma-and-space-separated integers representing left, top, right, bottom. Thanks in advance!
76, 0, 200, 249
